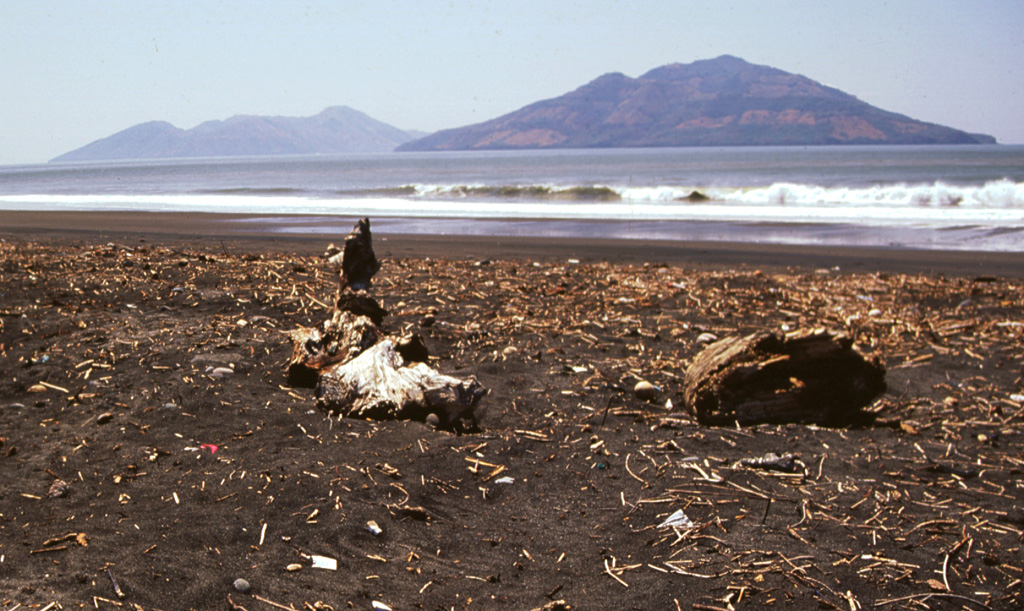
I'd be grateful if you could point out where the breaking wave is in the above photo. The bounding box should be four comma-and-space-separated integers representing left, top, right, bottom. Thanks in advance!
722, 179, 1024, 208
410, 184, 621, 201
52, 179, 1024, 209
378, 180, 1024, 208
2, 180, 1021, 228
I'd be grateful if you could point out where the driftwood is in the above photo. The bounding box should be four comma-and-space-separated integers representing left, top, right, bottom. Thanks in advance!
324, 217, 381, 292
315, 339, 487, 424
287, 218, 486, 426
683, 329, 886, 426
286, 309, 382, 387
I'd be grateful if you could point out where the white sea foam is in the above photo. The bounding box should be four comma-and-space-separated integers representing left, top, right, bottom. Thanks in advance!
4, 190, 1024, 227
722, 179, 1024, 208
404, 180, 1024, 209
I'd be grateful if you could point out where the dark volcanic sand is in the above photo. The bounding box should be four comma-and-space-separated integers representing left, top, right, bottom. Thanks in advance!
1, 217, 1023, 610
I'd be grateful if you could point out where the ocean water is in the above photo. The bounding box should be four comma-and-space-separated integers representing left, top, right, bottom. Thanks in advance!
1, 145, 1023, 251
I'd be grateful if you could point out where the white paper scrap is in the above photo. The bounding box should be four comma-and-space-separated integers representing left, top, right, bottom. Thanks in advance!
310, 555, 338, 571
657, 509, 694, 529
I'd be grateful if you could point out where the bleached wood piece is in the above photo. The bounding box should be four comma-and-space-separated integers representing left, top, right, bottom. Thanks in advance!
316, 339, 487, 424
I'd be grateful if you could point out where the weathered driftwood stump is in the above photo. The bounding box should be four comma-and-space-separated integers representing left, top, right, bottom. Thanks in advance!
286, 218, 486, 427
683, 329, 885, 426
315, 339, 487, 424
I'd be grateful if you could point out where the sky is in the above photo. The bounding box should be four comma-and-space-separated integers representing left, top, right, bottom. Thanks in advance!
1, 0, 1022, 165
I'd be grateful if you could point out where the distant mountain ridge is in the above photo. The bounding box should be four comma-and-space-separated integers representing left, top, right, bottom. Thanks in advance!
53, 56, 996, 162
52, 106, 419, 162
399, 55, 995, 151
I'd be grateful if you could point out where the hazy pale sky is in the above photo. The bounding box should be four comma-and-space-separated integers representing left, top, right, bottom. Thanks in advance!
1, 0, 1022, 165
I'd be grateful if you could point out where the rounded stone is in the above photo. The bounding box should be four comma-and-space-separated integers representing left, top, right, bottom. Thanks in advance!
232, 578, 251, 593
634, 381, 660, 401
425, 413, 440, 427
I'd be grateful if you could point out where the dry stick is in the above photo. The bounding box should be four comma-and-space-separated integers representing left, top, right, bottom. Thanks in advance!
252, 595, 300, 611
624, 453, 649, 487
875, 593, 993, 610
941, 552, 952, 593
604, 558, 629, 588
600, 394, 615, 426
29, 545, 70, 554
942, 536, 969, 593
790, 498, 810, 529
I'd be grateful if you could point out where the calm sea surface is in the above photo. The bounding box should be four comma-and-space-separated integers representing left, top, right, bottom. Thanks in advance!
2, 146, 1023, 251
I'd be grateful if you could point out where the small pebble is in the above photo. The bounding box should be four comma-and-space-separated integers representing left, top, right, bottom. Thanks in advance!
27, 384, 47, 393
634, 381, 660, 401
209, 366, 235, 379
48, 479, 70, 498
285, 563, 302, 572
96, 412, 114, 425
232, 578, 251, 593
425, 413, 440, 428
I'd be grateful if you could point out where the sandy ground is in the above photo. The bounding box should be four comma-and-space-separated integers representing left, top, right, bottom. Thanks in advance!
1, 214, 1023, 610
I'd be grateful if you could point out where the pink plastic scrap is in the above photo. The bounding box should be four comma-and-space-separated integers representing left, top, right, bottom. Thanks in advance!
200, 444, 219, 454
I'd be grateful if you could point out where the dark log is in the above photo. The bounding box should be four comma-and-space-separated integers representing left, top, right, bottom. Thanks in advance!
325, 218, 381, 292
683, 329, 886, 426
315, 339, 487, 425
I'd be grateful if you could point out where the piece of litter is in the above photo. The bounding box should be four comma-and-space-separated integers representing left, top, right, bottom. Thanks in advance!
657, 509, 694, 529
493, 476, 515, 485
371, 602, 392, 611
310, 554, 337, 570
200, 444, 218, 454
366, 520, 382, 535
739, 452, 798, 473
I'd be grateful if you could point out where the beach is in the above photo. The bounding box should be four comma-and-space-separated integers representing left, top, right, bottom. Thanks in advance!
5, 210, 1024, 277
2, 214, 1023, 609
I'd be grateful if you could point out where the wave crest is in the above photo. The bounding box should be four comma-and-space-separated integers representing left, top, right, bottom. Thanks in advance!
729, 179, 1024, 208
412, 184, 621, 200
